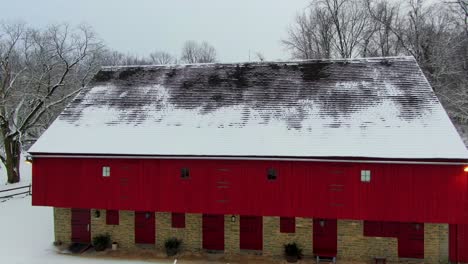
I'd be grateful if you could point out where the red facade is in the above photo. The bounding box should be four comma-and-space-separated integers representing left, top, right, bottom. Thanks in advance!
32, 157, 468, 224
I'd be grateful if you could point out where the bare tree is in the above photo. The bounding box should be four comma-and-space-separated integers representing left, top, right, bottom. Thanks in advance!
283, 6, 334, 59
180, 40, 217, 63
362, 0, 403, 57
149, 51, 175, 65
283, 0, 369, 59
0, 23, 101, 183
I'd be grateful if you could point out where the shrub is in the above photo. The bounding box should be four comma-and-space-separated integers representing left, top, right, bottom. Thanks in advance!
92, 234, 111, 251
284, 242, 303, 262
164, 237, 182, 256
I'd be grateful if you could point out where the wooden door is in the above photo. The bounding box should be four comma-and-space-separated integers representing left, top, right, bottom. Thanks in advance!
203, 214, 224, 250
71, 209, 91, 243
240, 216, 263, 250
135, 211, 155, 244
398, 223, 424, 258
313, 219, 337, 256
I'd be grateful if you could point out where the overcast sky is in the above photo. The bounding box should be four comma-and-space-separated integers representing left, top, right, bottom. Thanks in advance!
1, 0, 311, 62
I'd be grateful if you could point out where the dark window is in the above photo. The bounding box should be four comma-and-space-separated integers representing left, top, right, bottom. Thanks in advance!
172, 213, 185, 228
181, 168, 190, 179
267, 168, 277, 180
106, 210, 119, 225
280, 217, 295, 233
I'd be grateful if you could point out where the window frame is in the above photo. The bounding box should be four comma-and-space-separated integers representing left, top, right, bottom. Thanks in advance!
267, 168, 277, 181
180, 168, 190, 179
102, 166, 111, 177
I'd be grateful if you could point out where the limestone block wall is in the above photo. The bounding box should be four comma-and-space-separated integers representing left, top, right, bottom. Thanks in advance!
52, 208, 449, 263
263, 216, 313, 257
54, 207, 71, 244
424, 223, 449, 264
337, 220, 398, 262
90, 209, 136, 250
155, 212, 202, 253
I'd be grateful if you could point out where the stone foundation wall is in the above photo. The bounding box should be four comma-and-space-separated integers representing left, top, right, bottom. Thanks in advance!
54, 207, 71, 244
90, 209, 135, 250
53, 208, 449, 263
263, 216, 313, 257
337, 220, 398, 262
425, 224, 449, 264
225, 214, 240, 255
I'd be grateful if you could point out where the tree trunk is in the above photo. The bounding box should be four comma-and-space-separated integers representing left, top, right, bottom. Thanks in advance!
4, 137, 20, 183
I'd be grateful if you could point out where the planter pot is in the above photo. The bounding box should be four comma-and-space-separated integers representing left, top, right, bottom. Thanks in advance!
286, 255, 298, 263
166, 247, 179, 257
111, 243, 118, 251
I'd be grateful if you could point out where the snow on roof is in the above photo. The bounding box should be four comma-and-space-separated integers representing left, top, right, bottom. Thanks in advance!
29, 56, 468, 159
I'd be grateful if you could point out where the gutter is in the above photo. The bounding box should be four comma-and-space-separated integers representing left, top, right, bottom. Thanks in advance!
28, 154, 468, 166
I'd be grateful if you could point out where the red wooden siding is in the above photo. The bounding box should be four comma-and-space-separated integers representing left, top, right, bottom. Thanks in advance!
240, 216, 263, 250
280, 217, 295, 233
171, 213, 185, 228
71, 209, 90, 243
450, 224, 468, 263
32, 158, 468, 224
202, 214, 224, 250
106, 210, 119, 225
313, 219, 337, 256
135, 212, 155, 244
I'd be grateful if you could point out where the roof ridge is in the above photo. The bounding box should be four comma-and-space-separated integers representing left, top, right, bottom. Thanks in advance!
100, 56, 415, 71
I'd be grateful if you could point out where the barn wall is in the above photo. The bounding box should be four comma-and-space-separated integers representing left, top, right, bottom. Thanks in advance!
90, 210, 136, 250
54, 207, 71, 244
262, 216, 313, 257
155, 212, 202, 252
33, 158, 468, 224
337, 220, 399, 262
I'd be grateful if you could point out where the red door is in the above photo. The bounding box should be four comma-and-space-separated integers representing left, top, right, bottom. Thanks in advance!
71, 209, 90, 243
398, 223, 424, 258
240, 216, 263, 250
135, 212, 155, 244
450, 224, 468, 263
313, 219, 337, 256
203, 214, 224, 250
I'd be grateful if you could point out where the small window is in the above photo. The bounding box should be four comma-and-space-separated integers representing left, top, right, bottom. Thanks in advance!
280, 217, 295, 233
181, 168, 190, 179
102, 166, 111, 177
106, 210, 119, 225
267, 168, 277, 180
172, 213, 185, 228
361, 170, 371, 182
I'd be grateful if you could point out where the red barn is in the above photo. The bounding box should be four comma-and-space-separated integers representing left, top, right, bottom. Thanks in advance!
29, 56, 468, 262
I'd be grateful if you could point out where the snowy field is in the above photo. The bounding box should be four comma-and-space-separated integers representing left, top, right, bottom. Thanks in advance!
0, 158, 175, 264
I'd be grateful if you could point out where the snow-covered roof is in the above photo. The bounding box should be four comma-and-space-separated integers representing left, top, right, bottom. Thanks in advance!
29, 56, 468, 160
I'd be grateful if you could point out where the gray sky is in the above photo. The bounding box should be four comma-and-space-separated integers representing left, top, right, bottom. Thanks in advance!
1, 0, 311, 62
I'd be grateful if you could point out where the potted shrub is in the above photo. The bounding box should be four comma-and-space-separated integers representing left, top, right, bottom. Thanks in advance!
92, 234, 111, 252
164, 237, 182, 257
284, 242, 303, 263
111, 241, 118, 251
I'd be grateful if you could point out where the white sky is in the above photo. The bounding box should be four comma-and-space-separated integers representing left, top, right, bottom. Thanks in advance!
1, 0, 311, 62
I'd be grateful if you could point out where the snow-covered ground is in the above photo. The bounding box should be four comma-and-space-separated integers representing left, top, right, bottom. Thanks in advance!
0, 157, 175, 264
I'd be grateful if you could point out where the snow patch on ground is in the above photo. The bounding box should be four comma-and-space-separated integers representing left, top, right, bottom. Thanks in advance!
0, 196, 176, 264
